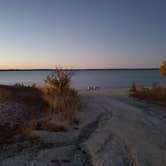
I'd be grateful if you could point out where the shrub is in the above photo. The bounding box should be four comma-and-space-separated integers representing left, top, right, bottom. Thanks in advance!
45, 68, 72, 93
160, 60, 166, 77
44, 68, 80, 122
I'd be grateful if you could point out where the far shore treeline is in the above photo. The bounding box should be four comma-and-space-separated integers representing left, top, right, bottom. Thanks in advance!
0, 68, 160, 72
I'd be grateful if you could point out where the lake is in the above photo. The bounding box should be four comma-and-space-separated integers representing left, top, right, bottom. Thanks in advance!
0, 69, 165, 89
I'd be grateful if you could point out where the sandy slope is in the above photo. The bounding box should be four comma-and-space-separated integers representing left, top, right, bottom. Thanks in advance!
1, 89, 166, 166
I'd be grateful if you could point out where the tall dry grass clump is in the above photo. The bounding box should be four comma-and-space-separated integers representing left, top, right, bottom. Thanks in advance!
129, 83, 166, 107
42, 68, 80, 129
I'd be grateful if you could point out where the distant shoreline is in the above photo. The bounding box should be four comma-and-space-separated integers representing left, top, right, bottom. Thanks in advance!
0, 68, 159, 71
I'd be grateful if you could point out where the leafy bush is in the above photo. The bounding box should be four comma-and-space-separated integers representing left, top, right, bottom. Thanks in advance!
45, 68, 72, 93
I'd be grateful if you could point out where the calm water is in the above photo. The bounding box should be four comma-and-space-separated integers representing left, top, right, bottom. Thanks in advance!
0, 70, 165, 89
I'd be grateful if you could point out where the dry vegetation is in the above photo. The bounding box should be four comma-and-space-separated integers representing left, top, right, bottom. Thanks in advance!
129, 83, 166, 107
0, 69, 80, 146
160, 60, 166, 77
37, 86, 80, 132
0, 84, 48, 111
129, 61, 166, 106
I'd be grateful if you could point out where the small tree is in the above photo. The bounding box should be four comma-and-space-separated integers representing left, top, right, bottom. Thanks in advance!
160, 61, 166, 77
45, 68, 72, 93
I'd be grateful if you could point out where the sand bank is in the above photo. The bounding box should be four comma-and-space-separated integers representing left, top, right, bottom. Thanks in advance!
1, 88, 166, 166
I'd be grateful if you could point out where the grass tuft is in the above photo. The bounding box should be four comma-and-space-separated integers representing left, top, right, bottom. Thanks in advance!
129, 83, 166, 106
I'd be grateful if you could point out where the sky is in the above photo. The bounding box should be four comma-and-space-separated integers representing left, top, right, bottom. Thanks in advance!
0, 0, 165, 69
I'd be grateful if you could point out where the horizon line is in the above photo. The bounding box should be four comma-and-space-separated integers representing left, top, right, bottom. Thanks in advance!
0, 68, 160, 71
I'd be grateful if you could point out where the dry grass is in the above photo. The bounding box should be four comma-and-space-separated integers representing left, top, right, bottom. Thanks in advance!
129, 85, 166, 106
0, 84, 48, 110
37, 85, 80, 121
0, 69, 80, 145
19, 86, 80, 135
42, 68, 80, 122
0, 84, 79, 121
0, 86, 79, 144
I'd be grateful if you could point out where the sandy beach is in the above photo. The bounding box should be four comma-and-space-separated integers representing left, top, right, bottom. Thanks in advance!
0, 88, 166, 166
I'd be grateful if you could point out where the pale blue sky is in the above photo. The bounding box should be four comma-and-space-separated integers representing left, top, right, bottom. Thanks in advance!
0, 0, 165, 69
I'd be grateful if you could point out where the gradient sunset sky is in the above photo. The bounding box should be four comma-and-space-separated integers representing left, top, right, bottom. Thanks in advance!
0, 0, 165, 69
